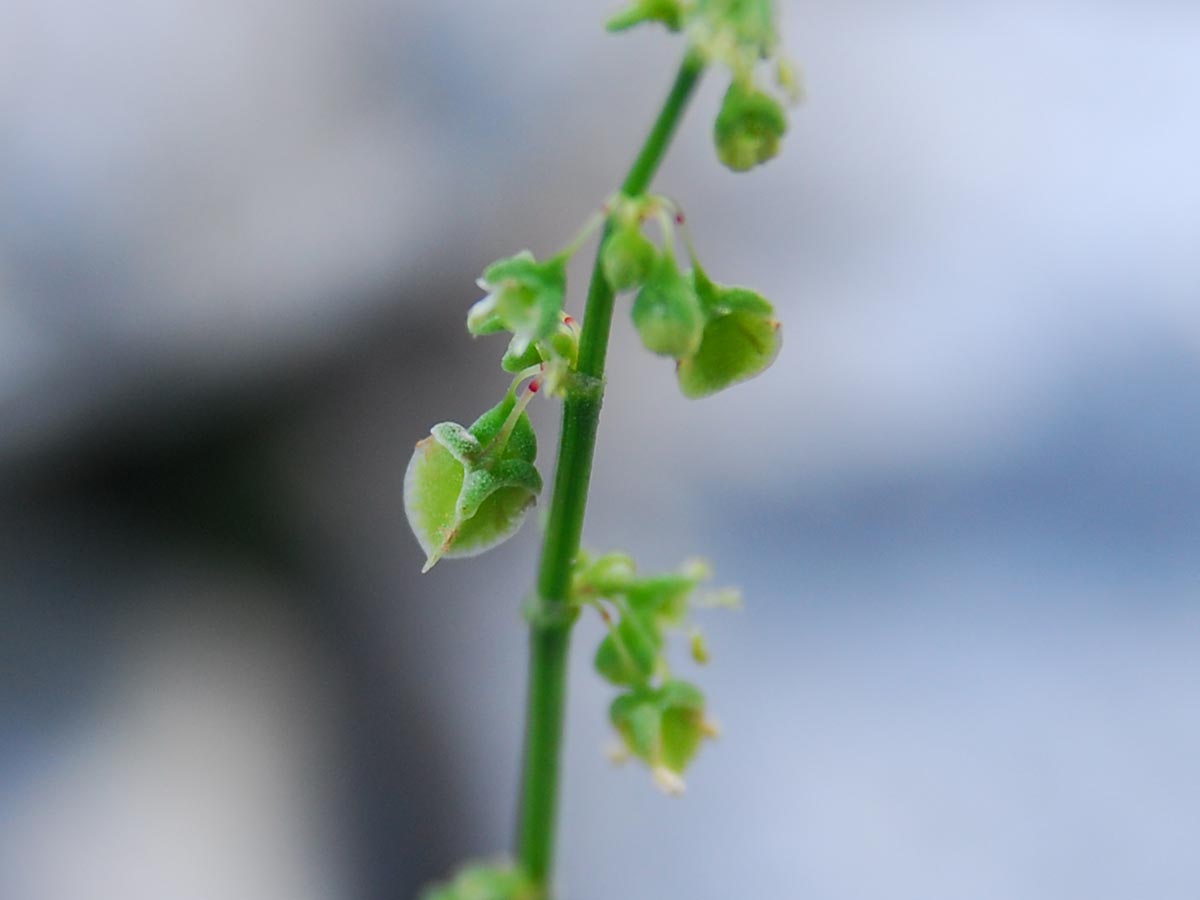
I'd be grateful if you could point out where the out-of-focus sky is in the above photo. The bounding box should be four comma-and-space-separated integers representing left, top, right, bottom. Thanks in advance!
2, 2, 1198, 899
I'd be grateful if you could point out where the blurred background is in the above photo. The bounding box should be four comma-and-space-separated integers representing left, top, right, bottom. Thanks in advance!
2, 0, 1199, 898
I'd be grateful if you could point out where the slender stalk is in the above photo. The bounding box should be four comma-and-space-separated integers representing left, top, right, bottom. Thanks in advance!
516, 48, 706, 894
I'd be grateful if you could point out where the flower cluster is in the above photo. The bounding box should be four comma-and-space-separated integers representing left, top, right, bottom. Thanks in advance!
572, 551, 738, 793
602, 194, 783, 398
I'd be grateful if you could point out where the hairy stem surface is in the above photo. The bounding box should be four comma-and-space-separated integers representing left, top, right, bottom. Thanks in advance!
516, 48, 706, 894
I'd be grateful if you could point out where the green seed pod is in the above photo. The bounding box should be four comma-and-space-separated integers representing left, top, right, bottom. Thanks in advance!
605, 0, 685, 32
594, 607, 663, 686
677, 310, 781, 397
602, 224, 660, 293
631, 256, 704, 358
678, 267, 781, 397
404, 394, 541, 572
714, 80, 788, 172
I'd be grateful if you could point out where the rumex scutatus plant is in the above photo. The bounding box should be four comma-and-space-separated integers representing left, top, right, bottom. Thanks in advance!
406, 2, 800, 896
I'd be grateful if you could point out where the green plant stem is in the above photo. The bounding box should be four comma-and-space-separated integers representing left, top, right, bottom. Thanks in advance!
516, 47, 706, 894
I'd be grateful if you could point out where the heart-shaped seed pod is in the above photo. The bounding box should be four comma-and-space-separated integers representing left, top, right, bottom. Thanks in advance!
677, 310, 781, 397
404, 393, 541, 572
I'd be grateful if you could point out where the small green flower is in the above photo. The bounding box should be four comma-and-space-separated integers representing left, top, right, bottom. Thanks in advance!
714, 80, 788, 172
404, 393, 541, 572
468, 251, 568, 356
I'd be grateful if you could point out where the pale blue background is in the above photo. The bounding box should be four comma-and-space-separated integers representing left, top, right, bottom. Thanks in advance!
2, 1, 1198, 898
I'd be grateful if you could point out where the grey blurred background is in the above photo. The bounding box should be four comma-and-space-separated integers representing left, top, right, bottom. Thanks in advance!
2, 1, 1198, 898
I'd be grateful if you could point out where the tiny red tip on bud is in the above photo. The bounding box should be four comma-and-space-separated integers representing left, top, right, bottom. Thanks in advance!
529, 379, 541, 393
675, 212, 685, 225
564, 315, 576, 326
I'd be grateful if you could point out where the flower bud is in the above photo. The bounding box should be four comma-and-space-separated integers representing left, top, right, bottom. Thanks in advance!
602, 224, 660, 293
677, 268, 781, 397
631, 256, 704, 358
714, 80, 787, 172
404, 394, 541, 572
